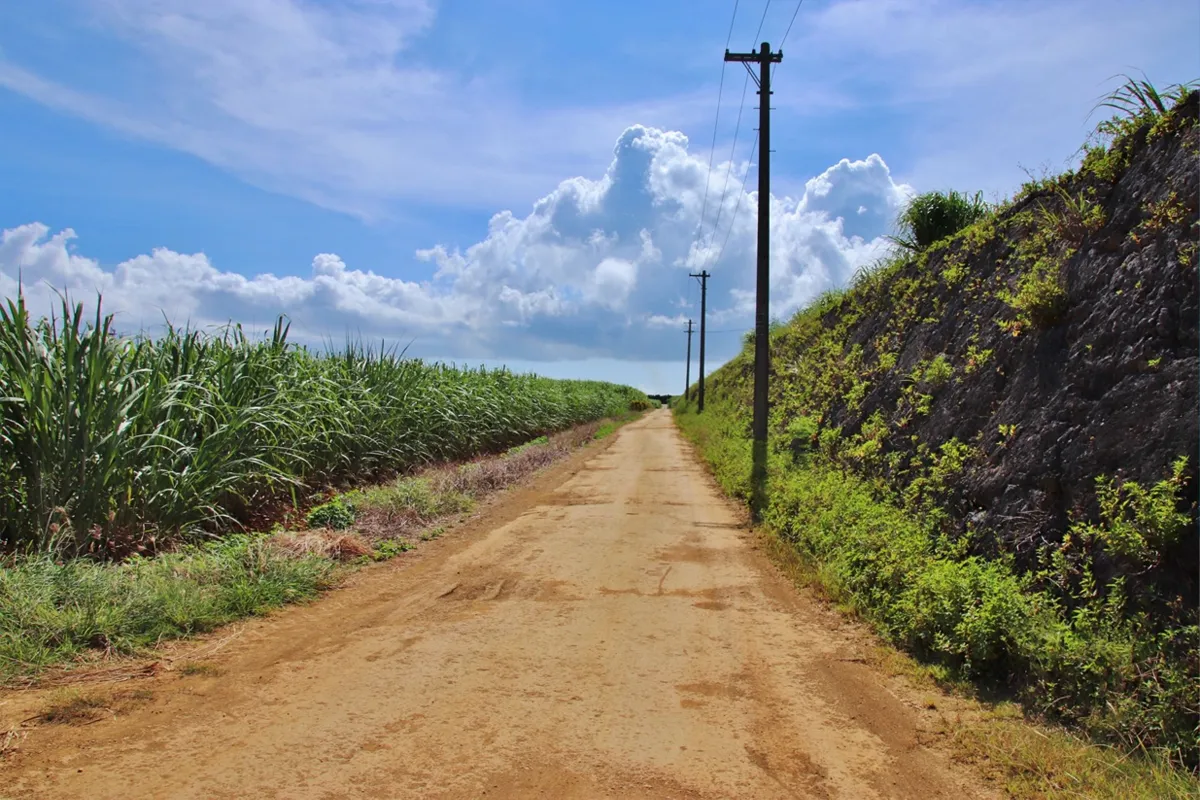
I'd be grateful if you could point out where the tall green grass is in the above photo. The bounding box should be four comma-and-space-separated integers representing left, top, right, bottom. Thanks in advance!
0, 535, 337, 676
888, 189, 991, 252
0, 291, 647, 556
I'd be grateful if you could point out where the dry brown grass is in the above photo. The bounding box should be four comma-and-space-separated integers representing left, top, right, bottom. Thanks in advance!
267, 530, 373, 561
178, 662, 224, 678
0, 727, 26, 758
352, 422, 610, 545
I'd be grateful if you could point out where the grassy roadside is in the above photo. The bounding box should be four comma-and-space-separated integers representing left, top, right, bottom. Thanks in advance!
0, 411, 644, 685
673, 401, 1198, 799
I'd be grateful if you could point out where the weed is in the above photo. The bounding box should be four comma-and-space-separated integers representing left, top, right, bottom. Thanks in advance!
1000, 227, 1070, 334
372, 539, 412, 560
179, 661, 223, 677
419, 526, 446, 542
38, 690, 112, 724
998, 424, 1018, 445
1071, 457, 1190, 565
963, 345, 993, 374
1132, 191, 1193, 246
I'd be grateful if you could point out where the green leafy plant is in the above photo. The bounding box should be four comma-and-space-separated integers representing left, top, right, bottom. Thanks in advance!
963, 345, 993, 374
372, 539, 412, 560
1072, 457, 1191, 564
305, 497, 357, 531
997, 424, 1019, 449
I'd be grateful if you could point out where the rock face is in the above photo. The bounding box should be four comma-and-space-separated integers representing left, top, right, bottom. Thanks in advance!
749, 93, 1198, 598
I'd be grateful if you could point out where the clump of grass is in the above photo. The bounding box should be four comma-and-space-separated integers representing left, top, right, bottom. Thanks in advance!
950, 702, 1198, 800
352, 477, 473, 525
419, 526, 446, 542
503, 435, 549, 458
1080, 75, 1199, 183
889, 190, 992, 252
371, 539, 412, 560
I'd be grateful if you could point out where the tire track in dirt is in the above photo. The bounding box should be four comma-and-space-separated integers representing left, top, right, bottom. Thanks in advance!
0, 409, 996, 799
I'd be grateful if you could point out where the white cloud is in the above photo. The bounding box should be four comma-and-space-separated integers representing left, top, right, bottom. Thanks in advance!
646, 314, 688, 329
1, 122, 912, 362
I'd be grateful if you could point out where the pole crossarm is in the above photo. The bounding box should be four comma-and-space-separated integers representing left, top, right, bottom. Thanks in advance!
723, 49, 783, 63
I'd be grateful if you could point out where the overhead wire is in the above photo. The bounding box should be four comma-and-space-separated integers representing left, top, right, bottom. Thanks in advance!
706, 70, 752, 256
697, 0, 764, 274
695, 0, 743, 259
751, 0, 772, 46
711, 0, 804, 271
713, 130, 759, 268
772, 0, 805, 81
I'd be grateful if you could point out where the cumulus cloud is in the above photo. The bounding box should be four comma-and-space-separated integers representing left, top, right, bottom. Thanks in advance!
1, 123, 912, 362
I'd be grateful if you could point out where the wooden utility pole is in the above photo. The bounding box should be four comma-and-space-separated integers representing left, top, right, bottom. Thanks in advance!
684, 319, 694, 402
726, 41, 781, 513
689, 270, 710, 411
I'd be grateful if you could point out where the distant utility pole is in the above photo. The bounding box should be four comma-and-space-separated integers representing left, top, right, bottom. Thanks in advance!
689, 270, 710, 412
726, 41, 782, 514
684, 319, 694, 402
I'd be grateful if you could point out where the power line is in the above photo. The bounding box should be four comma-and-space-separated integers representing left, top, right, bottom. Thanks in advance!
725, 0, 742, 44
779, 0, 804, 48
751, 0, 772, 47
696, 1, 744, 253
772, 0, 805, 81
713, 130, 759, 267
707, 70, 752, 254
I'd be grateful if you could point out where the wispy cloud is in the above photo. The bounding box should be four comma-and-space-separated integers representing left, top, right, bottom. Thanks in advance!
777, 0, 1200, 193
0, 0, 713, 219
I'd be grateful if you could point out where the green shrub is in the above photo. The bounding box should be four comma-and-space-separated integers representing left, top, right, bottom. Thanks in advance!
305, 497, 357, 530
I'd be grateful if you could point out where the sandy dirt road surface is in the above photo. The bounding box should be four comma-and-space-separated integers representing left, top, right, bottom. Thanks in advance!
0, 410, 995, 799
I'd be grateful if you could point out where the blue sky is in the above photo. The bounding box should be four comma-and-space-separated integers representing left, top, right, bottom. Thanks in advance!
1, 0, 1197, 393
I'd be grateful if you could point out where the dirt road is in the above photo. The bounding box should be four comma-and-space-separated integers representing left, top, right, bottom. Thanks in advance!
0, 410, 994, 799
